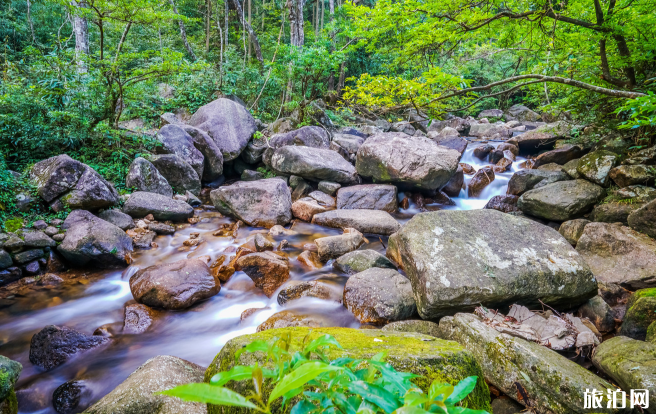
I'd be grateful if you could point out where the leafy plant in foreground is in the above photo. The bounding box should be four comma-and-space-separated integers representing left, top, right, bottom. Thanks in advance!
160, 333, 488, 414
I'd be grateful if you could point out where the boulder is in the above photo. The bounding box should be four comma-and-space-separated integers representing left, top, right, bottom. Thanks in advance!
58, 210, 133, 268
30, 155, 119, 212
204, 327, 490, 414
387, 209, 597, 319
618, 288, 656, 340
21, 231, 55, 248
505, 104, 540, 122
241, 137, 268, 164
472, 144, 494, 160
125, 157, 173, 197
343, 268, 416, 324
155, 124, 205, 179
86, 356, 206, 414
210, 178, 292, 228
318, 181, 341, 196
123, 302, 158, 335
188, 98, 257, 161
477, 109, 503, 119
269, 146, 358, 184
533, 144, 585, 168
0, 356, 21, 402
517, 179, 604, 221
628, 197, 656, 238
576, 150, 619, 186
312, 209, 401, 235
182, 125, 224, 181
148, 154, 201, 196
432, 135, 467, 156
53, 380, 93, 414
513, 121, 571, 153
0, 250, 12, 270
332, 134, 365, 156
356, 133, 460, 191
438, 313, 618, 414
262, 126, 330, 162
428, 117, 470, 135
257, 311, 330, 332
276, 280, 339, 305
562, 158, 581, 178
335, 184, 398, 212
507, 169, 570, 196
235, 251, 290, 297
307, 190, 335, 208
468, 123, 510, 138
577, 295, 615, 333
291, 197, 327, 222
467, 166, 494, 197
558, 219, 590, 246
315, 229, 365, 261
592, 337, 656, 412
130, 258, 220, 310
590, 201, 641, 224
98, 210, 135, 231
333, 249, 396, 275
381, 320, 440, 337
123, 191, 194, 221
609, 164, 654, 188
442, 165, 464, 197
29, 325, 109, 370
12, 249, 44, 264
576, 222, 656, 289
483, 195, 520, 213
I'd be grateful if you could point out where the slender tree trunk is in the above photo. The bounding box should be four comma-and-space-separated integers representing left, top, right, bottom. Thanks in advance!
288, 0, 305, 47
206, 0, 211, 52
169, 0, 197, 60
230, 0, 264, 63
337, 62, 346, 92
26, 0, 36, 43
215, 0, 224, 86
320, 0, 324, 32
329, 0, 333, 16
247, 0, 251, 58
225, 0, 229, 47
71, 0, 89, 72
315, 0, 319, 36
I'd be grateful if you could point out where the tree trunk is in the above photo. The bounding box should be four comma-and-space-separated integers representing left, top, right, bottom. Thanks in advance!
26, 0, 36, 43
71, 0, 89, 72
206, 0, 211, 52
230, 0, 264, 63
169, 0, 197, 60
288, 0, 305, 47
329, 0, 334, 16
248, 0, 252, 58
337, 62, 346, 92
321, 0, 324, 32
225, 0, 229, 46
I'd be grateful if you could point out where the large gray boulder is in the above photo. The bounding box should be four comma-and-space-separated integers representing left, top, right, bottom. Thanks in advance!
86, 355, 207, 414
517, 179, 605, 221
513, 121, 571, 153
505, 104, 540, 122
468, 123, 510, 138
188, 98, 256, 161
576, 222, 656, 289
312, 209, 401, 235
58, 210, 133, 268
628, 197, 656, 238
125, 157, 173, 197
182, 125, 224, 181
262, 126, 331, 165
332, 134, 365, 156
210, 178, 292, 228
336, 184, 397, 212
576, 150, 619, 186
123, 191, 194, 221
439, 313, 619, 414
507, 169, 570, 196
269, 146, 358, 184
387, 209, 597, 319
98, 209, 135, 231
356, 133, 460, 191
30, 154, 118, 212
155, 124, 205, 179
148, 154, 201, 196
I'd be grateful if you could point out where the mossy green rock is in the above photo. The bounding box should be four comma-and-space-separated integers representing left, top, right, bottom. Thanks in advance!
439, 313, 620, 414
204, 327, 490, 414
592, 336, 656, 412
333, 249, 396, 274
576, 150, 619, 186
517, 179, 605, 221
618, 288, 656, 340
0, 355, 21, 402
647, 321, 656, 343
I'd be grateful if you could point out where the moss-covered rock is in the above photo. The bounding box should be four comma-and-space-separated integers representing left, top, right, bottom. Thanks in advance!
382, 320, 441, 337
576, 150, 619, 186
618, 288, 656, 340
204, 327, 491, 414
647, 321, 656, 343
0, 356, 21, 402
517, 179, 605, 221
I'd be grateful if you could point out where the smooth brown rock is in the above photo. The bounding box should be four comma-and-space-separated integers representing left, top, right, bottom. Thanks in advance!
235, 251, 290, 297
468, 166, 494, 197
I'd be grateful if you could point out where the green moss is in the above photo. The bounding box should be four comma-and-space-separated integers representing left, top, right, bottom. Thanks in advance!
204, 327, 490, 414
646, 321, 656, 343
0, 389, 17, 414
633, 287, 656, 300
2, 218, 23, 234
377, 161, 392, 181
620, 290, 656, 339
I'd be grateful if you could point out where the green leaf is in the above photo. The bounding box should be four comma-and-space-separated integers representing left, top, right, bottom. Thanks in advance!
157, 383, 259, 409
303, 334, 343, 354
394, 407, 432, 414
348, 380, 402, 412
269, 361, 343, 403
210, 365, 255, 386
447, 407, 490, 414
235, 340, 269, 360
445, 376, 478, 405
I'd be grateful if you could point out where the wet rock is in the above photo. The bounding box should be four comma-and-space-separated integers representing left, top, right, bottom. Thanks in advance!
155, 124, 205, 179
467, 166, 494, 197
336, 184, 397, 212
382, 320, 440, 337
533, 144, 584, 168
592, 336, 656, 411
472, 144, 494, 160
609, 164, 654, 188
0, 356, 21, 402
318, 181, 340, 196
483, 195, 520, 213
333, 249, 396, 275
356, 133, 460, 191
277, 280, 338, 305
439, 313, 613, 414
210, 178, 292, 228
240, 169, 264, 181
577, 295, 615, 333
513, 121, 571, 154
441, 166, 464, 197
517, 179, 604, 221
291, 197, 327, 222
11, 249, 43, 265
123, 303, 158, 334
296, 250, 322, 269
235, 251, 290, 297
86, 355, 206, 414
188, 98, 256, 161
182, 125, 224, 180
58, 210, 133, 268
618, 288, 656, 340
148, 154, 201, 196
123, 191, 194, 221
269, 146, 358, 184
98, 210, 135, 231
125, 157, 173, 197
343, 268, 416, 324
254, 234, 274, 252
23, 260, 42, 275
0, 267, 22, 286
558, 219, 590, 246
268, 225, 296, 238
432, 135, 467, 156
315, 229, 365, 261
507, 169, 570, 196
148, 222, 175, 235
29, 325, 109, 370
21, 231, 55, 248
256, 310, 328, 332
52, 380, 93, 414
628, 197, 656, 238
468, 123, 510, 138
387, 209, 597, 319
130, 258, 220, 310
312, 209, 400, 235
576, 222, 656, 289
0, 250, 12, 270
575, 150, 619, 187
307, 190, 335, 208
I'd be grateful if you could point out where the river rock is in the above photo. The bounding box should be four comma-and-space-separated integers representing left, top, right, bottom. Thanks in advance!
155, 124, 205, 179
98, 210, 135, 231
86, 355, 206, 414
331, 134, 364, 156
517, 179, 604, 221
478, 109, 503, 119
312, 209, 400, 235
123, 191, 193, 221
333, 249, 396, 274
628, 197, 656, 238
592, 336, 656, 412
262, 126, 331, 165
577, 295, 615, 333
356, 133, 460, 191
256, 311, 329, 332
315, 229, 365, 261
438, 313, 617, 414
29, 325, 109, 370
204, 327, 490, 414
52, 380, 93, 414
609, 164, 654, 188
473, 144, 494, 160
576, 222, 656, 289
558, 219, 590, 246
254, 234, 274, 252
442, 165, 464, 197
576, 150, 619, 186
235, 251, 290, 297
336, 184, 398, 212
12, 249, 44, 265
343, 268, 416, 324
291, 197, 326, 222
130, 258, 220, 310
307, 190, 335, 208
318, 181, 341, 196
468, 123, 510, 138
123, 303, 158, 334
58, 210, 133, 268
125, 157, 173, 197
506, 104, 540, 122
210, 178, 292, 228
618, 288, 656, 339
148, 154, 201, 196
21, 231, 55, 248
467, 166, 494, 197
0, 267, 21, 286
590, 201, 640, 224
483, 195, 520, 213
562, 158, 581, 178
269, 146, 358, 184
0, 356, 21, 402
381, 320, 440, 337
277, 280, 338, 305
513, 121, 571, 153
296, 250, 322, 269
182, 125, 224, 180
507, 169, 570, 196
0, 250, 12, 270
188, 98, 256, 161
387, 209, 597, 319
432, 135, 467, 156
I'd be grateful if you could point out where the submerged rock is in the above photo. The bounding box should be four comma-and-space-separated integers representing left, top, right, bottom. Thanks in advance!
125, 157, 173, 197
123, 191, 194, 221
517, 179, 604, 221
311, 209, 400, 235
277, 281, 338, 305
29, 325, 109, 370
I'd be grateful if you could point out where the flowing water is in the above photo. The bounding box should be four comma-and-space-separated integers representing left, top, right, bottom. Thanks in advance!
0, 142, 525, 413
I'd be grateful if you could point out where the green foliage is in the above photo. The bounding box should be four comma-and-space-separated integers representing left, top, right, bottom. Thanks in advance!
616, 92, 656, 129
256, 167, 276, 179
160, 334, 488, 414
